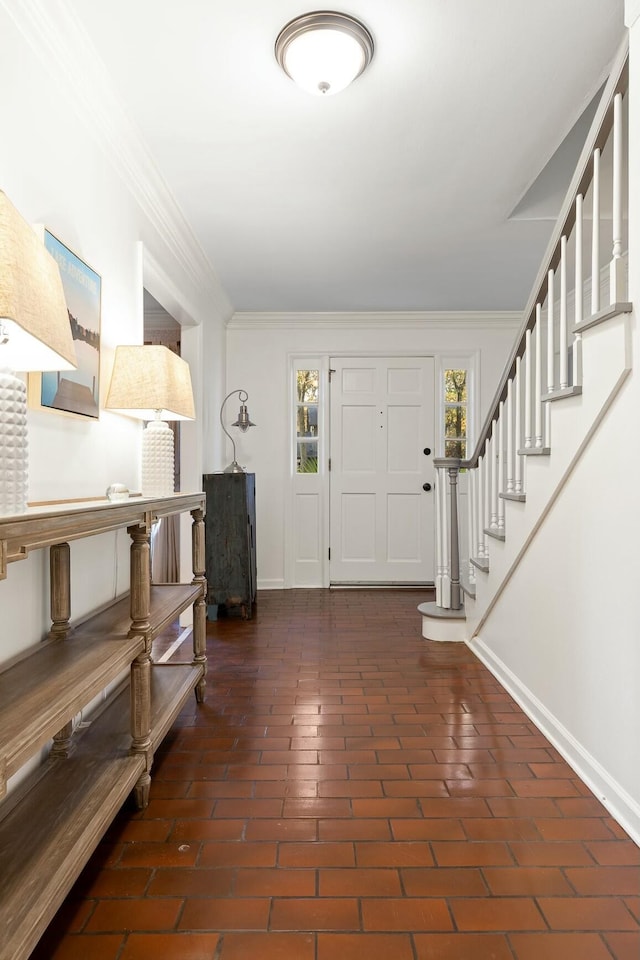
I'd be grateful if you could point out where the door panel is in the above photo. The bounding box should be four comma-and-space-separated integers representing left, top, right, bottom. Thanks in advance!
387, 494, 421, 561
295, 494, 320, 562
387, 405, 421, 472
341, 493, 376, 561
342, 405, 377, 472
343, 366, 376, 393
330, 357, 435, 583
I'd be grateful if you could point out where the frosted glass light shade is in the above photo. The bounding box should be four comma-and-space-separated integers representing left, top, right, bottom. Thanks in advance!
275, 12, 374, 96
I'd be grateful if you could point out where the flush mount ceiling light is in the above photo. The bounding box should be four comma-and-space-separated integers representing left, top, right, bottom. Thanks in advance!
275, 11, 374, 96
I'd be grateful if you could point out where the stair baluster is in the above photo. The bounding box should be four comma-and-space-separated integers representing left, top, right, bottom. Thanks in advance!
592, 147, 601, 314
574, 193, 584, 386
545, 271, 554, 442
560, 236, 569, 390
477, 452, 486, 561
489, 430, 498, 531
610, 92, 625, 303
506, 380, 514, 494
468, 469, 476, 586
484, 438, 492, 539
524, 326, 533, 449
514, 357, 524, 494
534, 306, 544, 448
497, 402, 505, 532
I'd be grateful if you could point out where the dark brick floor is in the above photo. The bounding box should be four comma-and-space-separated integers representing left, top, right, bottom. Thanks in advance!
33, 589, 639, 959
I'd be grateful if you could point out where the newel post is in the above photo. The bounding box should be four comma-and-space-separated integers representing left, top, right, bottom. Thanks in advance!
434, 458, 463, 610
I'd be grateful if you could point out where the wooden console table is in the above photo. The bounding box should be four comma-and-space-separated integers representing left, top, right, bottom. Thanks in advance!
0, 492, 206, 960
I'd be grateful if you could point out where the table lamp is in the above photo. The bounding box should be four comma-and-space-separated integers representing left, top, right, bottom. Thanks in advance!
105, 344, 195, 497
0, 191, 77, 514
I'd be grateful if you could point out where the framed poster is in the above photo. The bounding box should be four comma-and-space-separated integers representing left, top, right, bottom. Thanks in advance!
29, 230, 101, 419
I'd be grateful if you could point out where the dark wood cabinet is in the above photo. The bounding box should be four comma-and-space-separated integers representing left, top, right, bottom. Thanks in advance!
203, 472, 256, 619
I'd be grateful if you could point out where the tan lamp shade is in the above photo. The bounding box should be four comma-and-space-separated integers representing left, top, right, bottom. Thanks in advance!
0, 191, 76, 371
105, 344, 195, 421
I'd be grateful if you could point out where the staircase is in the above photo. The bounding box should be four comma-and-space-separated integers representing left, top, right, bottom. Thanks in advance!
465, 299, 631, 637
420, 37, 640, 844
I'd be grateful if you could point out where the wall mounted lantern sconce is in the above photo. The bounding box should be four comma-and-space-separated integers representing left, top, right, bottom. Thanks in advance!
220, 389, 255, 473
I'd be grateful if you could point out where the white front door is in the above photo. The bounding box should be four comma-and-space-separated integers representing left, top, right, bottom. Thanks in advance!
329, 357, 435, 584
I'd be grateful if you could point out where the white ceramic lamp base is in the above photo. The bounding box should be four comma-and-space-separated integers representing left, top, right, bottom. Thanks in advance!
141, 419, 174, 497
0, 370, 28, 515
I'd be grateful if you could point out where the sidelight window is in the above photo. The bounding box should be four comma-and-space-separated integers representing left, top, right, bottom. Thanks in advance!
296, 369, 319, 473
444, 368, 468, 459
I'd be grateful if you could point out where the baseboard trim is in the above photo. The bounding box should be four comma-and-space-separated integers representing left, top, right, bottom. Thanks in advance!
257, 579, 285, 591
468, 634, 640, 846
331, 582, 433, 589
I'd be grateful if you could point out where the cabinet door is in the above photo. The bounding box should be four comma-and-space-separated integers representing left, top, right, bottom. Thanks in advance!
245, 472, 257, 602
204, 473, 256, 615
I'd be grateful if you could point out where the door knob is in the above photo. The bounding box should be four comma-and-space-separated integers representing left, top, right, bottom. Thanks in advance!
423, 447, 431, 456
422, 482, 432, 492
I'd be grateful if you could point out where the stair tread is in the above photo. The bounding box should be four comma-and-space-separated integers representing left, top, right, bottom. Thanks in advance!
460, 573, 476, 599
484, 527, 506, 541
543, 385, 583, 402
573, 301, 632, 334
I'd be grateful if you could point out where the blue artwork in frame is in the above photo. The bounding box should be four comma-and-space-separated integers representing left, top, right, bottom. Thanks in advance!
38, 229, 101, 419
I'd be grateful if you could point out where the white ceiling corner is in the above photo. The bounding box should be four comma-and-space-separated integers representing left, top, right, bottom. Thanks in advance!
509, 86, 604, 222
32, 1, 629, 315
4, 0, 231, 317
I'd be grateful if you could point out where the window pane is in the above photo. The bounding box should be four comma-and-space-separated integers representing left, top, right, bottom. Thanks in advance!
445, 439, 466, 458
445, 406, 467, 438
297, 370, 319, 403
297, 441, 318, 473
297, 404, 318, 437
445, 369, 467, 403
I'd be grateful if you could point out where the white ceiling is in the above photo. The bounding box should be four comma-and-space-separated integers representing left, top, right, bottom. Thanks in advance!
69, 0, 625, 314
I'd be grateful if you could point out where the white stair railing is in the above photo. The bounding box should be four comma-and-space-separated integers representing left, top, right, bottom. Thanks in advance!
434, 40, 628, 611
434, 460, 462, 610
574, 192, 584, 385
514, 357, 524, 495
477, 450, 487, 561
468, 468, 477, 587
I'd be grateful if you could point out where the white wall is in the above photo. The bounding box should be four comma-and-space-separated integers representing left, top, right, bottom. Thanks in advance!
464, 14, 640, 840
0, 3, 230, 661
227, 315, 519, 588
471, 374, 640, 838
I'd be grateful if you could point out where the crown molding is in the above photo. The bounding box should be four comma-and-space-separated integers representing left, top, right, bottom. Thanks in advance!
1, 0, 232, 321
228, 311, 523, 331
626, 0, 640, 28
